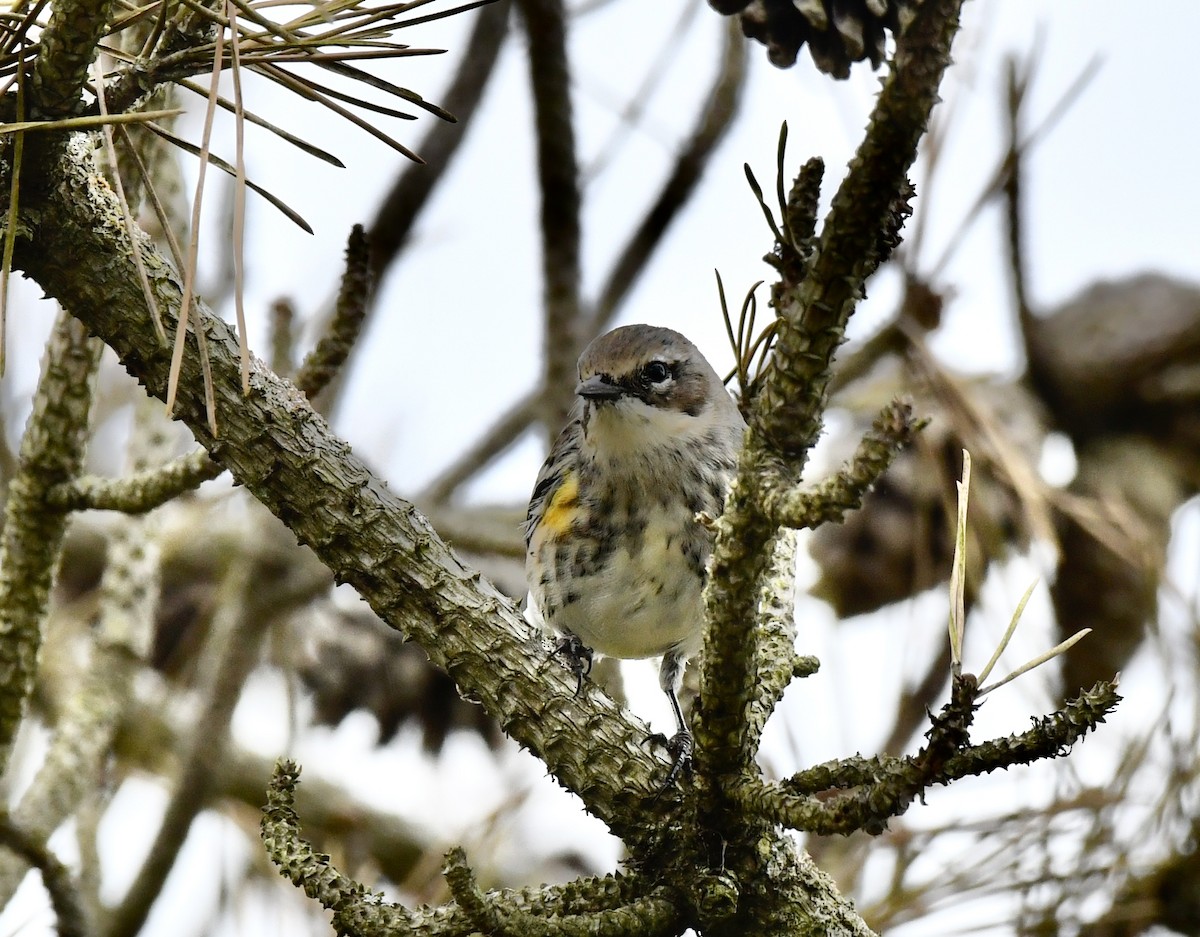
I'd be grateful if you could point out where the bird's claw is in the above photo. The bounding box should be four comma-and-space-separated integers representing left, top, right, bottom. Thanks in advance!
647, 729, 694, 798
554, 634, 593, 696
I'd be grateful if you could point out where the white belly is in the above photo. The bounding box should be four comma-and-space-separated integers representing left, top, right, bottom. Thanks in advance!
541, 508, 706, 660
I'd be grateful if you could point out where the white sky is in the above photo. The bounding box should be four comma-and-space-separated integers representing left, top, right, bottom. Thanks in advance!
213, 0, 1200, 504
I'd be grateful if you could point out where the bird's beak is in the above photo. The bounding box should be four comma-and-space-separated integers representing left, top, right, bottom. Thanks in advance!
576, 374, 624, 401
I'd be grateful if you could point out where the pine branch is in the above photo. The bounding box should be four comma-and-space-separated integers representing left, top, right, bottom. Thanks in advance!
0, 311, 101, 769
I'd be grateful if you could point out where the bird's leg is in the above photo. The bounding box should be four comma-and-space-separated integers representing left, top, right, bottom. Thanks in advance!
648, 649, 693, 788
553, 632, 593, 696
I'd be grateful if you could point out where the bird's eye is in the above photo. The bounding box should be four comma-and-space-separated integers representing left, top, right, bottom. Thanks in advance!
642, 361, 672, 385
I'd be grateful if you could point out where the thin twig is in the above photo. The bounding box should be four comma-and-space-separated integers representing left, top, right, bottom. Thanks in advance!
418, 389, 539, 504
365, 0, 508, 281
105, 533, 328, 937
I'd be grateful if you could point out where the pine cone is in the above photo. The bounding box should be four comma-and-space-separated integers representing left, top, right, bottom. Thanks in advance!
711, 0, 917, 76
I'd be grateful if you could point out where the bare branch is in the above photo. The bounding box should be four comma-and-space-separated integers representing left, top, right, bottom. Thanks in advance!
517, 0, 582, 438
366, 1, 509, 282
298, 224, 373, 401
418, 388, 539, 504
0, 813, 87, 937
105, 528, 329, 937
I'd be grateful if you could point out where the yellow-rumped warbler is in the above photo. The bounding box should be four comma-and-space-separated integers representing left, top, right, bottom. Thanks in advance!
524, 324, 746, 761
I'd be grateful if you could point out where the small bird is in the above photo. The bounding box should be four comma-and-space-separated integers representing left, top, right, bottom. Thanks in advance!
524, 324, 746, 765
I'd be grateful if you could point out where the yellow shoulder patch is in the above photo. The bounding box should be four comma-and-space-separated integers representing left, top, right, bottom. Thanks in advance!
539, 472, 580, 538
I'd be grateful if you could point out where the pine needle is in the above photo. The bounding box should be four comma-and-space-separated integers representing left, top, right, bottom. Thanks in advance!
174, 78, 344, 165
93, 60, 168, 344
255, 61, 423, 162
976, 578, 1038, 685
978, 628, 1093, 697
142, 121, 313, 232
227, 0, 250, 394
947, 449, 971, 675
116, 124, 188, 272
0, 107, 183, 133
0, 45, 25, 377
167, 14, 225, 434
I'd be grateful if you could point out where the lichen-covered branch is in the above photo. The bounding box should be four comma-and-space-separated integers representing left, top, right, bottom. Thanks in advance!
105, 522, 333, 937
741, 531, 814, 755
0, 403, 169, 906
48, 225, 373, 516
29, 0, 118, 117
743, 679, 1121, 836
47, 447, 221, 513
262, 761, 430, 937
759, 398, 923, 529
263, 762, 664, 935
444, 846, 682, 937
298, 224, 373, 402
681, 8, 965, 931
0, 310, 101, 771
696, 0, 963, 806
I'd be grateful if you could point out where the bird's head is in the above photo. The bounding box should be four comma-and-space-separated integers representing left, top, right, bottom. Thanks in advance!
574, 325, 742, 457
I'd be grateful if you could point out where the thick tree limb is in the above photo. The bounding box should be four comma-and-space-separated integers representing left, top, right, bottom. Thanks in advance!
688, 6, 963, 932
8, 134, 665, 848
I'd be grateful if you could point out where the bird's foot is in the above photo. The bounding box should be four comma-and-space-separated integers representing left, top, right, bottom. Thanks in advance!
553, 634, 593, 696
646, 729, 693, 797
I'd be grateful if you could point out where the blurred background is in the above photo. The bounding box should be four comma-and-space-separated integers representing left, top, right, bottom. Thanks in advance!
2, 0, 1199, 933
